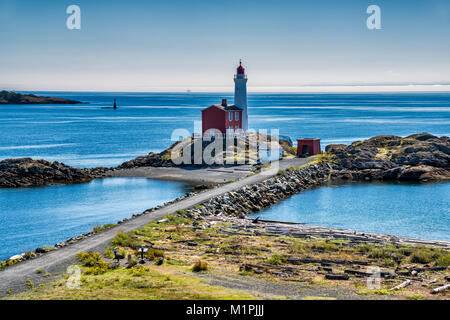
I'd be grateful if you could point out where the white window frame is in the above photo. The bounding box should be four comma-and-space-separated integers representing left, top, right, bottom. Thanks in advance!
235, 112, 239, 121
228, 112, 232, 121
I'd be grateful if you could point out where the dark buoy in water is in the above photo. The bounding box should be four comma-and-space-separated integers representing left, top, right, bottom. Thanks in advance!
113, 98, 117, 109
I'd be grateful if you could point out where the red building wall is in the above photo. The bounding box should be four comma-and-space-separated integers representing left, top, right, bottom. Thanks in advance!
202, 106, 226, 135
297, 139, 321, 157
202, 106, 242, 135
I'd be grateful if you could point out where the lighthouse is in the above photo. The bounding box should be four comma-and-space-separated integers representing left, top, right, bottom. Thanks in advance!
234, 60, 248, 131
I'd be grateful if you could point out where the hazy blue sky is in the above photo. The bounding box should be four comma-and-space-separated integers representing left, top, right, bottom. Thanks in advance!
1, 0, 449, 91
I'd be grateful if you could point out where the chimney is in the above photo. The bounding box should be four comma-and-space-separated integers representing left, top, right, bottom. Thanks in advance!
221, 99, 227, 107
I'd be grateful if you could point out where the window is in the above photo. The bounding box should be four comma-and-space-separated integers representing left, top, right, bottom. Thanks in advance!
235, 112, 239, 121
229, 112, 232, 121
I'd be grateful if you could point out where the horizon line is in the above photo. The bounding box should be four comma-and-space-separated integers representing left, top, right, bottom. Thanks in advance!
5, 83, 450, 94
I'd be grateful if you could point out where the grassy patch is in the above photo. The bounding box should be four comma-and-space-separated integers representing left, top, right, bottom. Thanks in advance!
435, 253, 450, 267
407, 295, 425, 300
92, 223, 117, 234
357, 289, 393, 296
111, 232, 139, 248
267, 254, 287, 265
8, 267, 255, 300
76, 252, 110, 275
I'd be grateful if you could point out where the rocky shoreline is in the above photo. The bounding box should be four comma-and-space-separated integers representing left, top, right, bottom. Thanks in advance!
326, 133, 450, 181
0, 158, 94, 188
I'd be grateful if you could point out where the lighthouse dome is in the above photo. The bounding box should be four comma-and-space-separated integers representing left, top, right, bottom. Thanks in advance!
237, 61, 245, 74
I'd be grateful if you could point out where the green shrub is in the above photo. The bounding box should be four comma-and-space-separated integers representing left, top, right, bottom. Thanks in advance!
145, 248, 165, 261
77, 252, 105, 267
92, 223, 117, 233
307, 241, 339, 252
111, 232, 138, 248
83, 266, 109, 275
267, 254, 287, 265
76, 252, 110, 275
368, 248, 394, 260
435, 253, 450, 267
129, 265, 151, 276
356, 244, 372, 254
104, 246, 126, 259
25, 279, 34, 289
192, 261, 208, 272
409, 247, 441, 264
407, 295, 425, 300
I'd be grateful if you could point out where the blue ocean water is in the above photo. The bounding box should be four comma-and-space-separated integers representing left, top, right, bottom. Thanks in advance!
0, 178, 190, 261
251, 182, 450, 242
1, 92, 449, 168
0, 92, 449, 259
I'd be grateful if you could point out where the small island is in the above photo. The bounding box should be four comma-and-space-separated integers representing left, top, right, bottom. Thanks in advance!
0, 90, 82, 105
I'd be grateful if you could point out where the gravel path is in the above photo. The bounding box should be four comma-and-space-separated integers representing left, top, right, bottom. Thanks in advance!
0, 157, 314, 296
193, 270, 398, 300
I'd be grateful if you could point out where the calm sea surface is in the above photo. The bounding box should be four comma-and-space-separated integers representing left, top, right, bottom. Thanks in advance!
251, 182, 450, 242
0, 92, 449, 259
0, 178, 190, 261
1, 92, 449, 167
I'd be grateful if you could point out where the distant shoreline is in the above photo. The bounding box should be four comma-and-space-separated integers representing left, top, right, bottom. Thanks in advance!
0, 91, 83, 105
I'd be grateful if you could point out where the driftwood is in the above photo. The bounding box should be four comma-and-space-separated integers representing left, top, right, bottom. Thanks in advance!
431, 284, 450, 294
325, 273, 349, 280
344, 269, 372, 277
287, 257, 368, 266
411, 266, 447, 273
243, 263, 315, 274
175, 238, 212, 243
390, 279, 411, 291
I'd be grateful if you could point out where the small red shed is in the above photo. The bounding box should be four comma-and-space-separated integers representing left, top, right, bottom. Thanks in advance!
202, 99, 243, 136
297, 139, 321, 157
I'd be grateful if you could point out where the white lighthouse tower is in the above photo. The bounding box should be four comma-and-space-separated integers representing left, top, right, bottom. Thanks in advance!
234, 60, 248, 131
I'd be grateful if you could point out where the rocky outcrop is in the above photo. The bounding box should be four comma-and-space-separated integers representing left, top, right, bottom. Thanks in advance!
326, 133, 450, 181
118, 134, 295, 169
0, 158, 93, 188
0, 91, 82, 104
182, 163, 331, 219
119, 152, 175, 169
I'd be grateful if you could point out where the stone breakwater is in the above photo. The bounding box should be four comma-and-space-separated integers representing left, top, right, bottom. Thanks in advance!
182, 163, 331, 219
326, 133, 450, 181
0, 158, 93, 188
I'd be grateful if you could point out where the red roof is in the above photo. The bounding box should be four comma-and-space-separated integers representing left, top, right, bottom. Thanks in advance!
237, 60, 245, 74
